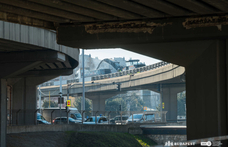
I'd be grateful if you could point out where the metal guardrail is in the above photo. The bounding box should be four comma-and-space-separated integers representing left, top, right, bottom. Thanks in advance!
91, 61, 170, 81
40, 61, 170, 86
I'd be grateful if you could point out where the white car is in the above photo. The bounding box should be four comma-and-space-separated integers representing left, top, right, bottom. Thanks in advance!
127, 113, 155, 123
83, 116, 108, 124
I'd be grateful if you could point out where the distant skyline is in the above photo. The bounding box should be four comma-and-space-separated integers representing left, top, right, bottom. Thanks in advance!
80, 48, 161, 65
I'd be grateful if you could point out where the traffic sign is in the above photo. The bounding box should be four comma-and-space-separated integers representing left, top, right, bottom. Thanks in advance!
67, 100, 71, 107
58, 97, 64, 104
143, 106, 147, 111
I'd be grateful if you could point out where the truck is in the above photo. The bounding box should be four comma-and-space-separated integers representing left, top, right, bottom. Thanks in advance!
41, 107, 83, 123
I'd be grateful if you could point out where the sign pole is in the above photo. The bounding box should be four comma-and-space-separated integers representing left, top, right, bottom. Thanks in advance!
60, 76, 62, 124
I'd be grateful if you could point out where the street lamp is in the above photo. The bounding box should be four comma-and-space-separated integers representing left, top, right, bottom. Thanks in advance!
59, 92, 62, 124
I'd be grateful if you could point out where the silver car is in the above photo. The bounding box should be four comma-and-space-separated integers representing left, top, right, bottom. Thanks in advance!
83, 116, 108, 124
127, 113, 155, 123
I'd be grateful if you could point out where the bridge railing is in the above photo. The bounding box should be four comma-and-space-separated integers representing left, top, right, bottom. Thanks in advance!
92, 61, 170, 81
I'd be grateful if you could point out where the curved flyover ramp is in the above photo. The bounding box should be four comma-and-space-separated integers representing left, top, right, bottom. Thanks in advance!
0, 20, 79, 79
41, 63, 185, 97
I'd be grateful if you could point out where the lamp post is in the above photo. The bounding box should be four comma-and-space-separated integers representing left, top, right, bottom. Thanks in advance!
59, 92, 62, 124
66, 83, 77, 124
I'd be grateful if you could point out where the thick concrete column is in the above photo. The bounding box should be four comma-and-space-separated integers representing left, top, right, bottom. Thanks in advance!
162, 87, 177, 122
11, 76, 56, 125
186, 40, 227, 143
12, 78, 36, 125
92, 98, 106, 112
162, 86, 185, 122
0, 79, 7, 147
86, 92, 123, 113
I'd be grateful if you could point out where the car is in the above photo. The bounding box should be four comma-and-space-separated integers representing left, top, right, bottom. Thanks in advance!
127, 113, 143, 123
83, 116, 108, 124
127, 113, 155, 123
68, 108, 86, 121
110, 115, 129, 125
52, 117, 81, 124
37, 119, 51, 124
37, 113, 51, 124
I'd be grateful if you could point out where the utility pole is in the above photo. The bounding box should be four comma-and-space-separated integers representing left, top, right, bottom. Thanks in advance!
60, 76, 62, 124
49, 91, 50, 108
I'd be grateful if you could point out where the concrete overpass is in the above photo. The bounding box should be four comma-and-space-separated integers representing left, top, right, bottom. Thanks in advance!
0, 0, 228, 146
0, 20, 79, 146
41, 63, 185, 122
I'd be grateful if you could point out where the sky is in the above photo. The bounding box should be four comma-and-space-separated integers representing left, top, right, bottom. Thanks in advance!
80, 48, 161, 65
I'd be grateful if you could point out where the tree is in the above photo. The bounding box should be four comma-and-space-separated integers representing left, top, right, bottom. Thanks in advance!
42, 100, 58, 108
73, 97, 92, 112
105, 93, 144, 112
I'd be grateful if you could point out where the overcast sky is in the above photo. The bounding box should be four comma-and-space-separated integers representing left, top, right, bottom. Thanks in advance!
80, 48, 160, 65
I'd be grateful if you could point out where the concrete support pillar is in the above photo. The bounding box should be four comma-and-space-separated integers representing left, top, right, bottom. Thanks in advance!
11, 76, 56, 125
92, 98, 106, 112
12, 78, 37, 125
162, 87, 180, 122
186, 40, 227, 144
0, 79, 7, 147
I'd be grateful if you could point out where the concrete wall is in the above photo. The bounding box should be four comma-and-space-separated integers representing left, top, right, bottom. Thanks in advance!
7, 124, 143, 135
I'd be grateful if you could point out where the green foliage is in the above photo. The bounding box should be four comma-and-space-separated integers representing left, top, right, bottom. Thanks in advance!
105, 93, 144, 112
66, 131, 157, 147
42, 100, 58, 108
156, 104, 161, 111
73, 97, 92, 111
177, 91, 186, 116
133, 135, 157, 147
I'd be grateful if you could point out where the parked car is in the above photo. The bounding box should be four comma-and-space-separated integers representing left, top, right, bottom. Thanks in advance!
127, 113, 155, 123
42, 107, 84, 122
83, 116, 108, 124
68, 108, 85, 121
110, 115, 129, 125
52, 117, 81, 124
37, 113, 51, 124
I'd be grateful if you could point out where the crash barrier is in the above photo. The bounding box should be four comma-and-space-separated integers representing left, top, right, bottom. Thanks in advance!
91, 61, 170, 81
40, 62, 170, 87
7, 109, 167, 126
